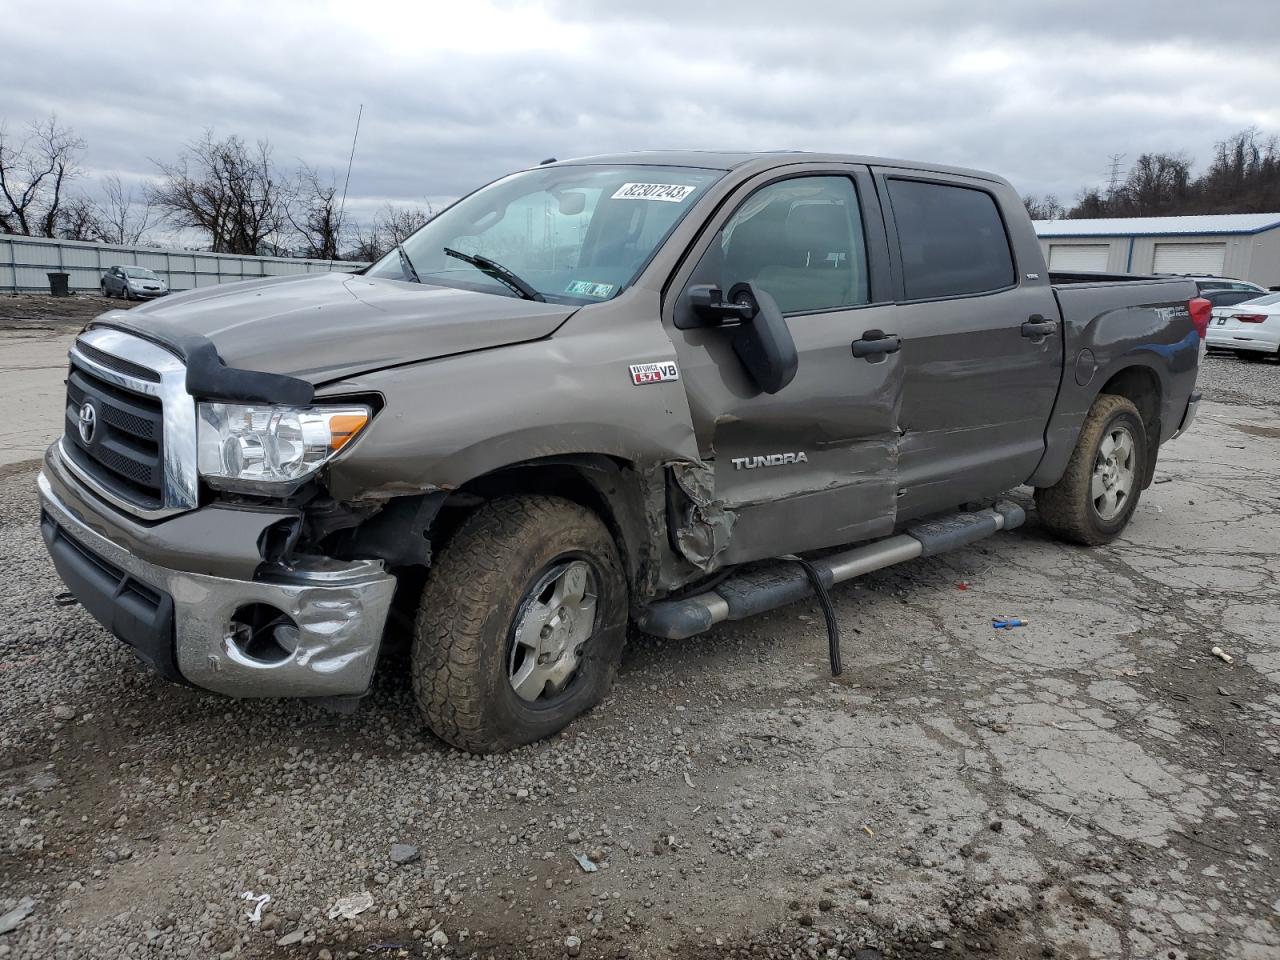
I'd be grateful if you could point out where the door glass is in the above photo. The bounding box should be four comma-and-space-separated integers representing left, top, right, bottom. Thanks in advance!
887, 179, 1015, 300
708, 176, 869, 314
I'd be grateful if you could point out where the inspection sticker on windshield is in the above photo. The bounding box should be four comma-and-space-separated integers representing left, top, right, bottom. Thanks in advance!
611, 182, 696, 202
566, 280, 615, 298
629, 360, 680, 385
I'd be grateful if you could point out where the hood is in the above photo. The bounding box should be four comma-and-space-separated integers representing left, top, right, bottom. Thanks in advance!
95, 272, 577, 384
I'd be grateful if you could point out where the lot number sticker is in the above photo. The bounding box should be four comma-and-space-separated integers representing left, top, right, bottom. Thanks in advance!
611, 183, 696, 202
629, 360, 680, 385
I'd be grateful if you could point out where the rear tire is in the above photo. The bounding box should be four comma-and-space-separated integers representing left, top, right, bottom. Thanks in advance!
411, 496, 628, 753
1035, 394, 1147, 546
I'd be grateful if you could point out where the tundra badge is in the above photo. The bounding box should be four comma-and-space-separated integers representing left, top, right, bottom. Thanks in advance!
731, 452, 809, 469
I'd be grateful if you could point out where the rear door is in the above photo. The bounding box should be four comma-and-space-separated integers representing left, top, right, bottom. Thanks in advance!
874, 170, 1063, 518
664, 165, 904, 564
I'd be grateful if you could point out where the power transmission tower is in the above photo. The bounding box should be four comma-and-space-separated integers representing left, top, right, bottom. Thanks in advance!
1106, 153, 1125, 195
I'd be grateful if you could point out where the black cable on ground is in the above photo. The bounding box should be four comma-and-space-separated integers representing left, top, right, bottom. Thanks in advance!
782, 554, 841, 676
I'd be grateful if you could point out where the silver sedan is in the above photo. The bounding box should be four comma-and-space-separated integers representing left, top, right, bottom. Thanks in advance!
101, 265, 168, 300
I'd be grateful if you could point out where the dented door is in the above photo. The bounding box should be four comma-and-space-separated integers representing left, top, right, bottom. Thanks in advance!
664, 166, 904, 566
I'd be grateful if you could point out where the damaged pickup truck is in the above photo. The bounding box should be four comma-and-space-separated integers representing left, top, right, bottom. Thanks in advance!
38, 151, 1207, 752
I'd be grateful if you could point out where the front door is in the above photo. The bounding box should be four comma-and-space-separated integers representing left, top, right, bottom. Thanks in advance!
665, 167, 905, 565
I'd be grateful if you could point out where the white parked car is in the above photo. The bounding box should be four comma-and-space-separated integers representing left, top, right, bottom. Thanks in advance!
1206, 292, 1280, 361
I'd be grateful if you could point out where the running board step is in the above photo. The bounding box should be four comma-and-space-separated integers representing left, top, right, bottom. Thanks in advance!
636, 500, 1025, 640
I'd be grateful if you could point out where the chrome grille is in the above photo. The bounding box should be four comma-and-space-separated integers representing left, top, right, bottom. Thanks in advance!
65, 366, 165, 502
60, 328, 199, 520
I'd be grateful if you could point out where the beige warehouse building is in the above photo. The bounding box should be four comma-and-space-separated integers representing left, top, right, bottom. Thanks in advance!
1033, 213, 1280, 288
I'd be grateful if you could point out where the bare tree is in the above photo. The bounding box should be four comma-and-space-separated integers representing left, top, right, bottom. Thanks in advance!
55, 195, 104, 241
289, 164, 345, 260
148, 131, 291, 254
1022, 194, 1065, 221
351, 202, 434, 261
0, 115, 86, 236
97, 174, 155, 245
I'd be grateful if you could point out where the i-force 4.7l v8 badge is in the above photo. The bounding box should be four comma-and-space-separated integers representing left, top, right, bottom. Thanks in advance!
629, 361, 679, 385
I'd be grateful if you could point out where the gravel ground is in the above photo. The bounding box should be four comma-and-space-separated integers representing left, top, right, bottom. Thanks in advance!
2, 302, 1279, 958
1198, 351, 1280, 409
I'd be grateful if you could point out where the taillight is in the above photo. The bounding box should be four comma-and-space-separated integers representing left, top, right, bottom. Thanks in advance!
1235, 314, 1266, 324
1187, 297, 1212, 339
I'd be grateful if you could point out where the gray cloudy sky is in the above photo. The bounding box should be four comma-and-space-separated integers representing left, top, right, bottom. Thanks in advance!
4, 0, 1278, 226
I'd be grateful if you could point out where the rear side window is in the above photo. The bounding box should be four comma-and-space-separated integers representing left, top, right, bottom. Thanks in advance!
887, 179, 1015, 300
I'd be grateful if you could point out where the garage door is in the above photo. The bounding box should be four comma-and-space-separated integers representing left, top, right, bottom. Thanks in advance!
1048, 244, 1110, 271
1153, 242, 1226, 275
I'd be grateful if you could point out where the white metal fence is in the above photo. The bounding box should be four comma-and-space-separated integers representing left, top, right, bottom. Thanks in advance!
0, 234, 369, 294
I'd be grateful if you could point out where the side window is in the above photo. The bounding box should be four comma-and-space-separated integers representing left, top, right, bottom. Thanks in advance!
709, 176, 870, 315
886, 179, 1015, 300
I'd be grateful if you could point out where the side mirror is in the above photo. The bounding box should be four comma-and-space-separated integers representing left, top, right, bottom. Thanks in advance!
685, 283, 797, 394
726, 283, 798, 394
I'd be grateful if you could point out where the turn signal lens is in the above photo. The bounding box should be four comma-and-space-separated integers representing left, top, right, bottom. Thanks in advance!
328, 413, 370, 450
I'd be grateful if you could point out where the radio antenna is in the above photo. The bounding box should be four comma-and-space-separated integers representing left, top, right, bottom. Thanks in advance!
338, 103, 363, 227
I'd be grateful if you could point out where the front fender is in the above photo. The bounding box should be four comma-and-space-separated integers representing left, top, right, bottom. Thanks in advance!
320, 294, 701, 503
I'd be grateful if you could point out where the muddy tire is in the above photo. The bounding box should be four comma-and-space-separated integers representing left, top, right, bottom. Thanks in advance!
1035, 394, 1147, 546
411, 496, 628, 753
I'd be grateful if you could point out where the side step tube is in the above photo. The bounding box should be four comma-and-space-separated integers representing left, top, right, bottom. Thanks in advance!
637, 500, 1025, 640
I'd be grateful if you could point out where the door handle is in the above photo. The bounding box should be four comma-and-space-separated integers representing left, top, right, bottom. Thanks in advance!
851, 329, 901, 360
1021, 316, 1058, 339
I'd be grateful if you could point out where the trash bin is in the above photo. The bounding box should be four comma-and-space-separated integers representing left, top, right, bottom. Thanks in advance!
47, 272, 70, 297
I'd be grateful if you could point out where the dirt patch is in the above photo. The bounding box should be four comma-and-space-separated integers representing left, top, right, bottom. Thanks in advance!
1230, 421, 1280, 439
0, 292, 137, 331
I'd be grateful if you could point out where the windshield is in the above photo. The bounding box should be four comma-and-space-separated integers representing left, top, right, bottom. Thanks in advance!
367, 164, 723, 303
125, 268, 158, 279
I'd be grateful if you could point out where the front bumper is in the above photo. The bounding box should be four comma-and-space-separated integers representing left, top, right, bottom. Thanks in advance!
38, 469, 397, 699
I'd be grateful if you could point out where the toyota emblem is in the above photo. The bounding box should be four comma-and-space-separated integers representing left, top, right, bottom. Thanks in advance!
77, 402, 97, 444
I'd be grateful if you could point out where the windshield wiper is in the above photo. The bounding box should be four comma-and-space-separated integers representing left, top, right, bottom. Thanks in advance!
442, 247, 544, 301
397, 244, 421, 283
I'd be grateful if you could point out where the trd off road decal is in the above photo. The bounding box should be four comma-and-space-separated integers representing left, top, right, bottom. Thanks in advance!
629, 361, 680, 385
611, 183, 696, 202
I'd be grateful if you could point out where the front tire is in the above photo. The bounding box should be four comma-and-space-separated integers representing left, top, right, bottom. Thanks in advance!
1035, 394, 1147, 546
411, 496, 628, 753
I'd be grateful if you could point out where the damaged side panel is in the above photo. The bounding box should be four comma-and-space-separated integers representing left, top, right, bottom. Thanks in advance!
668, 461, 736, 572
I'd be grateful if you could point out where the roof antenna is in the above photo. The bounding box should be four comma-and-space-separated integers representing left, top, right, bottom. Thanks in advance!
338, 103, 364, 229
540, 157, 557, 165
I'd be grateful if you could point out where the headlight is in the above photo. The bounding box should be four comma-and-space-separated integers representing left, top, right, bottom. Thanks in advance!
197, 402, 370, 492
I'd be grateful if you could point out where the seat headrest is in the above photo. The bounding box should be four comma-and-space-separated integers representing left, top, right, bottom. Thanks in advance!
784, 203, 850, 264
